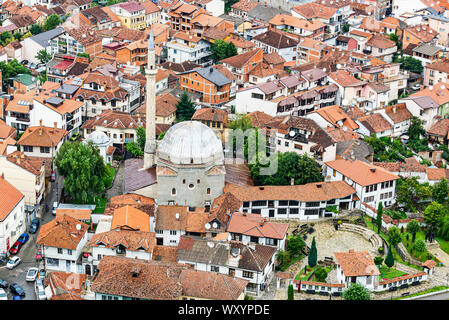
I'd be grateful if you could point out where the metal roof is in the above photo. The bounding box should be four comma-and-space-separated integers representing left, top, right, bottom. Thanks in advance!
28, 27, 64, 48
193, 67, 232, 87
412, 43, 440, 56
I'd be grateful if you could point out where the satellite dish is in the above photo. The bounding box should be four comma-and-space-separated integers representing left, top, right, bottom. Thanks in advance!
430, 85, 434, 90
76, 224, 81, 231
212, 222, 218, 228
205, 223, 211, 229
323, 67, 326, 72
227, 233, 232, 241
441, 85, 446, 90
207, 242, 214, 248
337, 64, 342, 69
289, 130, 295, 137
87, 255, 93, 262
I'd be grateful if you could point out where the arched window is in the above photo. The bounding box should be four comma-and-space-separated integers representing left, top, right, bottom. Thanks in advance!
207, 188, 210, 195
171, 188, 176, 195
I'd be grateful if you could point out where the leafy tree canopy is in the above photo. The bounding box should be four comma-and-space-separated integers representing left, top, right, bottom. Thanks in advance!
55, 141, 106, 204
423, 201, 448, 227
343, 283, 370, 300
176, 92, 196, 122
44, 14, 62, 31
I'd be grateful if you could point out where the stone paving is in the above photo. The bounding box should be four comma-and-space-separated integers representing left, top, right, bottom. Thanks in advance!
304, 222, 378, 260
106, 162, 124, 200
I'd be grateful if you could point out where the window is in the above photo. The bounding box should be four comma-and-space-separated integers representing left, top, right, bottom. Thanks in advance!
57, 248, 63, 254
40, 147, 50, 153
170, 230, 177, 235
188, 183, 194, 190
67, 249, 72, 255
171, 188, 176, 195
210, 265, 219, 272
294, 144, 303, 150
289, 208, 299, 214
250, 236, 258, 243
304, 209, 319, 215
242, 271, 253, 279
285, 141, 289, 147
23, 145, 33, 152
207, 188, 211, 194
278, 208, 287, 214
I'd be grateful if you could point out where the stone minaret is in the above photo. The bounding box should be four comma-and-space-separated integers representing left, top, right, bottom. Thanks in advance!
143, 29, 157, 169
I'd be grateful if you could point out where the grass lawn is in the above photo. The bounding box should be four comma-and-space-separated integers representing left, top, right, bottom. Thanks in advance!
393, 286, 449, 300
278, 254, 304, 272
436, 237, 449, 256
92, 197, 107, 214
378, 266, 407, 280
401, 230, 430, 262
103, 165, 116, 189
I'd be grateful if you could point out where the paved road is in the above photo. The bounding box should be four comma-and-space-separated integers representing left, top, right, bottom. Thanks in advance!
413, 291, 449, 300
0, 173, 62, 300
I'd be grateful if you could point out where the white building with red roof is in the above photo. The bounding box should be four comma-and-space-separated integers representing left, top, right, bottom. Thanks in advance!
226, 212, 288, 250
0, 176, 25, 256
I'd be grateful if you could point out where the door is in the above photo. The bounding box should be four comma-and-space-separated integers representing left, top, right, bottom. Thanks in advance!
85, 264, 91, 276
66, 260, 71, 272
269, 210, 275, 218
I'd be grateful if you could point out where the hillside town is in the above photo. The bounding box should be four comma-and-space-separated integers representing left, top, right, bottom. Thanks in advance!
1, 0, 449, 303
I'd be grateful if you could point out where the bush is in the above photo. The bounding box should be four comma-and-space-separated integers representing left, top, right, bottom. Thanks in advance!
310, 222, 315, 227
315, 267, 329, 282
374, 256, 384, 265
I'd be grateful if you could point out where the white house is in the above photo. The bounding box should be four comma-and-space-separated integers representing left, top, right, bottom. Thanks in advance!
36, 215, 89, 273
166, 32, 212, 66
83, 131, 115, 164
177, 236, 277, 296
21, 27, 64, 64
324, 158, 399, 209
334, 249, 380, 291
225, 181, 359, 220
252, 30, 299, 62
0, 177, 26, 256
226, 212, 288, 251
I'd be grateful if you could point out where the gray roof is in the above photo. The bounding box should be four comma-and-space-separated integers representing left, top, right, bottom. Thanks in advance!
218, 14, 244, 27
247, 6, 289, 23
402, 95, 439, 109
336, 140, 373, 163
412, 43, 440, 56
28, 27, 64, 47
428, 14, 449, 23
124, 158, 157, 193
193, 67, 232, 86
56, 83, 80, 95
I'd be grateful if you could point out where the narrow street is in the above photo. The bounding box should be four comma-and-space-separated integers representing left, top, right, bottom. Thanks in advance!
0, 173, 63, 300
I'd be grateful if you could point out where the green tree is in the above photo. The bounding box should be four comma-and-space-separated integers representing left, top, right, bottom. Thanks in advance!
276, 250, 290, 268
388, 227, 402, 247
314, 267, 328, 282
414, 239, 426, 253
286, 236, 305, 257
30, 24, 42, 35
210, 39, 237, 62
0, 31, 12, 46
176, 92, 196, 122
407, 220, 420, 243
438, 215, 449, 241
44, 14, 62, 31
396, 177, 433, 212
287, 284, 294, 300
54, 142, 106, 204
158, 131, 166, 140
136, 126, 146, 151
308, 237, 317, 268
13, 32, 22, 41
385, 246, 394, 268
36, 49, 52, 64
401, 56, 424, 73
296, 154, 322, 185
0, 59, 31, 91
423, 201, 448, 227
343, 283, 370, 300
433, 178, 449, 204
376, 202, 383, 233
342, 22, 350, 33
228, 114, 253, 130
125, 142, 143, 158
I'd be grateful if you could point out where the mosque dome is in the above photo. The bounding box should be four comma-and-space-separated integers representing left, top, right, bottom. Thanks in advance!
157, 121, 224, 165
86, 130, 111, 146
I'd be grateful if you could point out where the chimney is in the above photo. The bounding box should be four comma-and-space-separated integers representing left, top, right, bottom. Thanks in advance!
290, 178, 294, 185
54, 122, 57, 129
1, 173, 4, 179
370, 168, 376, 173
39, 119, 43, 127
176, 213, 180, 220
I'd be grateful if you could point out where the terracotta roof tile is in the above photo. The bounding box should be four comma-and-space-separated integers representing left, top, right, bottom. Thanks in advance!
89, 228, 155, 253
112, 205, 150, 232
18, 125, 67, 148
0, 177, 23, 222
334, 250, 380, 277
358, 113, 393, 133
227, 212, 288, 239
37, 215, 88, 250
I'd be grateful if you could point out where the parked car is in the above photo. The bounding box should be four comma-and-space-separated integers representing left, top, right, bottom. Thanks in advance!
9, 241, 23, 255
411, 83, 421, 91
18, 233, 29, 244
35, 280, 46, 300
29, 219, 40, 234
10, 283, 25, 297
0, 288, 7, 300
26, 267, 38, 282
6, 257, 21, 269
52, 202, 58, 216
0, 278, 8, 289
49, 171, 55, 182
13, 295, 21, 300
70, 132, 81, 141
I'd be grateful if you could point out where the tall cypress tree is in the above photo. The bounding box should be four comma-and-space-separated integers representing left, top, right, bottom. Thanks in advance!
385, 246, 394, 268
376, 202, 383, 233
308, 237, 317, 268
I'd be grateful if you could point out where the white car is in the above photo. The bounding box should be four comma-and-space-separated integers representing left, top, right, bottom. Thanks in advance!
6, 256, 21, 269
26, 267, 38, 282
52, 202, 58, 216
411, 83, 421, 91
0, 288, 7, 300
35, 280, 46, 300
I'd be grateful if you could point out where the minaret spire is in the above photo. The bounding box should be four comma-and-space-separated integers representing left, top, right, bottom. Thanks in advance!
143, 29, 157, 169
